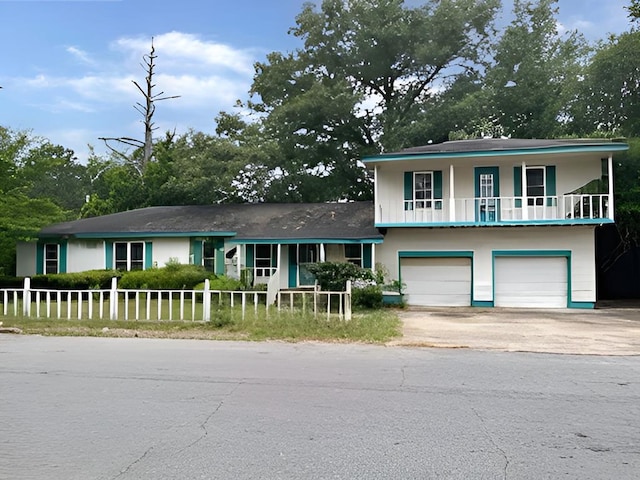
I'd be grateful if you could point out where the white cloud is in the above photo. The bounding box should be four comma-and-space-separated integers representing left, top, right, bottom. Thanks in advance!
66, 46, 94, 65
113, 31, 256, 76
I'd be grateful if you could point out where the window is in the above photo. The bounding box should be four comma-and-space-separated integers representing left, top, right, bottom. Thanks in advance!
255, 244, 274, 277
115, 242, 144, 271
203, 241, 216, 272
414, 172, 433, 209
344, 244, 362, 267
526, 167, 545, 206
44, 244, 59, 274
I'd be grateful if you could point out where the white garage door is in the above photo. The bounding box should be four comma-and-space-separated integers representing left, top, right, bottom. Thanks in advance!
494, 256, 568, 308
401, 257, 471, 306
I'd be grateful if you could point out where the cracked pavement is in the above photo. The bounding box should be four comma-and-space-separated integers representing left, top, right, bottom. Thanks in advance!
1, 335, 639, 479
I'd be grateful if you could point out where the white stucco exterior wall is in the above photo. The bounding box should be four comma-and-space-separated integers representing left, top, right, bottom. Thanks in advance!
151, 238, 191, 267
376, 225, 596, 305
66, 240, 105, 272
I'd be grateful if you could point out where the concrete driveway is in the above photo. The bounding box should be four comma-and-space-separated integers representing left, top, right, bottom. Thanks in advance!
391, 306, 640, 355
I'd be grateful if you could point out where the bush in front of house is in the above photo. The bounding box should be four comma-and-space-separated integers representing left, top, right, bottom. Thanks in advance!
31, 270, 121, 289
306, 262, 383, 310
119, 264, 210, 290
306, 262, 376, 291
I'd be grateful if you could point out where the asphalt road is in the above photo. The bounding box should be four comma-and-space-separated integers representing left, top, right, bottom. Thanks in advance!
1, 335, 639, 480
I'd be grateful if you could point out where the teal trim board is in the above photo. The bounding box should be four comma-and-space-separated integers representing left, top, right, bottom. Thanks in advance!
231, 238, 384, 245
362, 143, 629, 163
397, 251, 475, 304
375, 218, 614, 228
490, 250, 593, 309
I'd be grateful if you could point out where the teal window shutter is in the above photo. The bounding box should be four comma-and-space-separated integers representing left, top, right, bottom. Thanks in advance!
59, 241, 68, 274
246, 244, 254, 268
404, 171, 413, 210
145, 242, 153, 269
546, 166, 556, 206
215, 239, 225, 275
105, 241, 113, 269
433, 170, 443, 210
362, 244, 372, 269
36, 242, 44, 275
514, 166, 522, 208
191, 239, 203, 266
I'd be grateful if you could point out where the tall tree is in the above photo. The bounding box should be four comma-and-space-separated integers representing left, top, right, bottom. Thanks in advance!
100, 39, 179, 175
570, 29, 640, 137
235, 0, 500, 201
482, 0, 589, 138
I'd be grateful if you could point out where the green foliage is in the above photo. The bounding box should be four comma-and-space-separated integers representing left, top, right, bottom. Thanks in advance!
118, 264, 210, 289
351, 285, 383, 310
31, 270, 120, 289
202, 276, 245, 291
571, 29, 640, 137
306, 261, 375, 291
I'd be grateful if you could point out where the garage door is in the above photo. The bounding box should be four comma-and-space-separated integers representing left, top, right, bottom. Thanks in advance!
494, 256, 568, 308
400, 257, 471, 306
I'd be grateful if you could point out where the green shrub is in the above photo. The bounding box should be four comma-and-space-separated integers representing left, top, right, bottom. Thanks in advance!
352, 284, 383, 310
31, 270, 120, 289
306, 262, 376, 291
194, 275, 244, 291
119, 264, 209, 289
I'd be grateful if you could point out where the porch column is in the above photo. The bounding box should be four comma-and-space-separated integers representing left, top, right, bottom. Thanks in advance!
319, 243, 325, 262
277, 243, 282, 277
608, 153, 615, 221
374, 165, 380, 223
237, 244, 243, 279
371, 244, 376, 273
449, 164, 455, 222
521, 160, 528, 220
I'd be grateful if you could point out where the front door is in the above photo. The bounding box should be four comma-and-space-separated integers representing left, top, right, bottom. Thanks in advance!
475, 167, 500, 222
298, 244, 318, 286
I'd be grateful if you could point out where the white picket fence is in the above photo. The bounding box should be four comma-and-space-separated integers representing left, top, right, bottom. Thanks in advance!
0, 278, 352, 322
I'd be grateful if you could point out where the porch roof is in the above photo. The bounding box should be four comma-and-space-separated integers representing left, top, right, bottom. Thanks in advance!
362, 138, 629, 163
39, 202, 383, 243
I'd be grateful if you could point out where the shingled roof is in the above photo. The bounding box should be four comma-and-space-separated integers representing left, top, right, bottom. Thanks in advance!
40, 202, 382, 242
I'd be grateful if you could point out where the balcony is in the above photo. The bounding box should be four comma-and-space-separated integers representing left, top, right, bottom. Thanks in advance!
376, 194, 613, 226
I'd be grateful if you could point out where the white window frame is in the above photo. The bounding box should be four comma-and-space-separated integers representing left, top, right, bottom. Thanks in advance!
344, 244, 362, 267
202, 240, 216, 272
414, 172, 433, 209
526, 166, 545, 206
44, 243, 59, 274
114, 241, 145, 271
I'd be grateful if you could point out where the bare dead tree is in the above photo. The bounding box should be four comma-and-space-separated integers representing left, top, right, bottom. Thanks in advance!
100, 38, 180, 175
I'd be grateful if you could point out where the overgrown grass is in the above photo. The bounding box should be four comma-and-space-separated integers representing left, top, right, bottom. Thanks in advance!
0, 308, 402, 343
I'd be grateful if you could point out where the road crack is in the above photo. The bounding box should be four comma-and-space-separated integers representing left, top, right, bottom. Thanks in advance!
472, 407, 510, 480
177, 381, 243, 454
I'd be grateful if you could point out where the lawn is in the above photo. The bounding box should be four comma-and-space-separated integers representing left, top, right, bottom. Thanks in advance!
0, 307, 402, 343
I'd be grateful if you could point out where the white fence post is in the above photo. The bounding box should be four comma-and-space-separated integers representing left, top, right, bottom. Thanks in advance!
110, 277, 118, 320
23, 277, 31, 317
203, 278, 211, 322
345, 280, 352, 321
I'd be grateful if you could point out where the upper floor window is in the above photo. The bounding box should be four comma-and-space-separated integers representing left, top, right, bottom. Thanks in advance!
44, 244, 59, 274
526, 167, 545, 206
115, 242, 144, 271
414, 172, 433, 209
344, 244, 362, 267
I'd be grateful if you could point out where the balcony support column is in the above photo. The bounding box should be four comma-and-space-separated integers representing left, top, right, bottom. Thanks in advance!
608, 153, 615, 221
374, 165, 380, 223
521, 160, 528, 220
449, 164, 455, 222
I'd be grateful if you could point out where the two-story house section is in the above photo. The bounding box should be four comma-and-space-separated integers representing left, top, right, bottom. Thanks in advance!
363, 138, 629, 309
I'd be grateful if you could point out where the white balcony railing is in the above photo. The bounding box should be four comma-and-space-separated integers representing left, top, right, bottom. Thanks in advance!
379, 194, 610, 224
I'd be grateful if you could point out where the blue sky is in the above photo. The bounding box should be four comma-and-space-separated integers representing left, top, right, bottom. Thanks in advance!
0, 0, 633, 163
